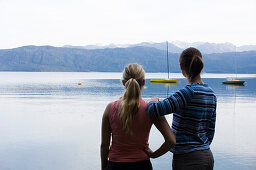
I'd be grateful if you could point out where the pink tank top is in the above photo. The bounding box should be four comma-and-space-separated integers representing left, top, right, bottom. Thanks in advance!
108, 99, 152, 162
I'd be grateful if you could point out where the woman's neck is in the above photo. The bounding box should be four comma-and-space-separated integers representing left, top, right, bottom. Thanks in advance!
187, 75, 203, 84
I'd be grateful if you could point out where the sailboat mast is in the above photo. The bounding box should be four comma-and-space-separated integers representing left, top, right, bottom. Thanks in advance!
235, 46, 237, 79
166, 41, 170, 79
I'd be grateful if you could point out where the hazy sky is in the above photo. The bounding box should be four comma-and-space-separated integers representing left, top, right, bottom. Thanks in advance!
1, 0, 255, 49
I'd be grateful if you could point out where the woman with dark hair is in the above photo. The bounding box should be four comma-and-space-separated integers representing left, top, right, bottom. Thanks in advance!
101, 63, 176, 170
147, 48, 217, 170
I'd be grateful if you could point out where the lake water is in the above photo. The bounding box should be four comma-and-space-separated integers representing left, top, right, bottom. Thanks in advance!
0, 72, 255, 170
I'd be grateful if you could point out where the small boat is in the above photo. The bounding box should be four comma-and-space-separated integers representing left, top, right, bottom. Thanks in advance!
222, 48, 245, 86
150, 79, 177, 84
222, 80, 245, 85
150, 41, 177, 84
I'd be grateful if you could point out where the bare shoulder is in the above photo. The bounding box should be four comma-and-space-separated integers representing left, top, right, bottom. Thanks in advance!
103, 102, 113, 118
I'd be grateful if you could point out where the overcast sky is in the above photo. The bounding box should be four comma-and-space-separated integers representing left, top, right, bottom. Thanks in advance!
0, 0, 255, 49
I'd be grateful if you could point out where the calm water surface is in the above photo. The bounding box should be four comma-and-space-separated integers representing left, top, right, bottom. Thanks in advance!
0, 72, 255, 170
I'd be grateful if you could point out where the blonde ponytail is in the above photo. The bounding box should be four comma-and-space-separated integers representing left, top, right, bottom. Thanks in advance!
119, 64, 145, 133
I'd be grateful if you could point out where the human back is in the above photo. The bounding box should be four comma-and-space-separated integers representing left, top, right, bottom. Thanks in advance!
108, 98, 152, 162
171, 82, 217, 154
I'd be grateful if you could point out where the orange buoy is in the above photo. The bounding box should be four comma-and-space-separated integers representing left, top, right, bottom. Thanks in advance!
78, 82, 82, 85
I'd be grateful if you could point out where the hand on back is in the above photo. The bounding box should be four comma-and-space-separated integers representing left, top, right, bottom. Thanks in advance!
150, 97, 159, 102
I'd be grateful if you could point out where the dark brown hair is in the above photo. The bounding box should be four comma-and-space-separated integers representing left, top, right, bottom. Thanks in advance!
179, 47, 204, 80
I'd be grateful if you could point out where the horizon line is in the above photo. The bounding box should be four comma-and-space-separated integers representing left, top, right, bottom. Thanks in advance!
1, 41, 256, 50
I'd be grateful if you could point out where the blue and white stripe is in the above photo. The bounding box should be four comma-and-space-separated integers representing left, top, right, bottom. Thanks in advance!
147, 82, 217, 154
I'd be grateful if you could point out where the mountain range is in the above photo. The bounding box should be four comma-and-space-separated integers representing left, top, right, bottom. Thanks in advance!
0, 45, 255, 73
63, 41, 256, 54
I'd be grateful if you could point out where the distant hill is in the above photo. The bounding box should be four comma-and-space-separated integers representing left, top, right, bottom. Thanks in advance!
0, 45, 255, 73
63, 41, 256, 54
237, 45, 256, 52
129, 42, 183, 53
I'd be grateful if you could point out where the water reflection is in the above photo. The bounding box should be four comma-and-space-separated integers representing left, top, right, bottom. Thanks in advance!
149, 82, 178, 98
0, 73, 255, 170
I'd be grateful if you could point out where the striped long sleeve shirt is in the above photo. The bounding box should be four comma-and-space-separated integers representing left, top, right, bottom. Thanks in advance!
147, 83, 217, 154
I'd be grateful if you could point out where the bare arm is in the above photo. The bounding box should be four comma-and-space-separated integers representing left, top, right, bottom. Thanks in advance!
100, 103, 112, 170
146, 116, 176, 158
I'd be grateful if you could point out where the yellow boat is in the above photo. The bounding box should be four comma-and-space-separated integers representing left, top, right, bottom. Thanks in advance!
150, 41, 178, 84
150, 79, 177, 83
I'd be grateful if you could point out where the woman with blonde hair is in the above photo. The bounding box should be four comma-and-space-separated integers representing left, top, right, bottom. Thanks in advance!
101, 63, 176, 170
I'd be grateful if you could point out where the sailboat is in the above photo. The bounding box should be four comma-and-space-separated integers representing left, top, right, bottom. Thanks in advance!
222, 79, 245, 85
150, 41, 177, 84
222, 47, 245, 86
